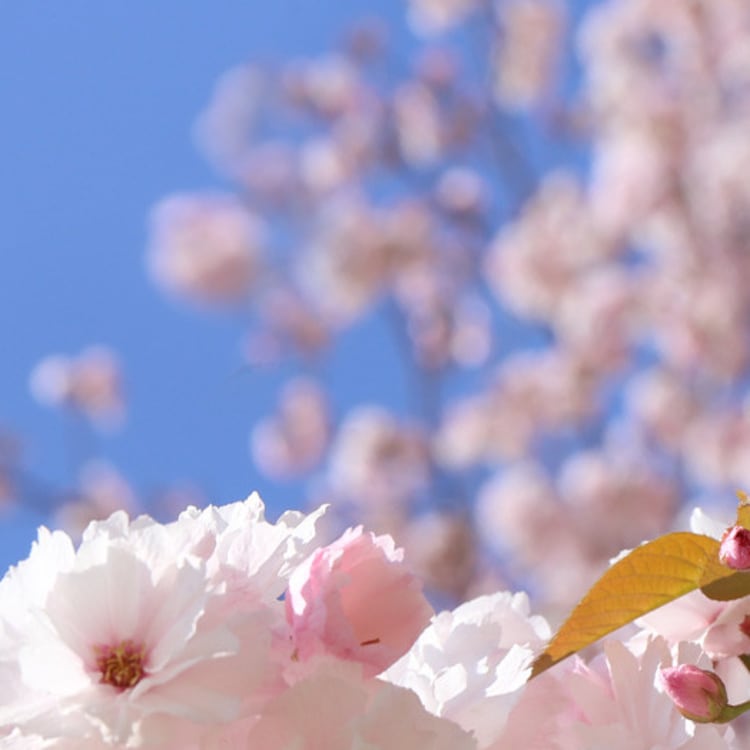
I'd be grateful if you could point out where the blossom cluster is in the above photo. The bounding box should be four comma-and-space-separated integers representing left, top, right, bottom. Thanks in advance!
139, 0, 750, 611
11, 0, 750, 622
4, 494, 750, 749
0, 494, 481, 748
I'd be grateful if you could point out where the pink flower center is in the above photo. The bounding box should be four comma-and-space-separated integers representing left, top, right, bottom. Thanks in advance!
95, 640, 147, 690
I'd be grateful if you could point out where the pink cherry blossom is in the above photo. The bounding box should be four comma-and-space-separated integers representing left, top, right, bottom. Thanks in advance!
384, 592, 549, 747
554, 638, 733, 750
285, 526, 433, 677
0, 494, 328, 747
1, 518, 251, 745
239, 662, 477, 750
637, 589, 727, 650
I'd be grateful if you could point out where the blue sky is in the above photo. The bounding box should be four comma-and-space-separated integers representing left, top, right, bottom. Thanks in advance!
0, 2, 413, 569
0, 1, 601, 574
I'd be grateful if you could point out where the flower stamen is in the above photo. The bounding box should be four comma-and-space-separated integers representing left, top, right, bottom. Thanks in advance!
95, 640, 147, 690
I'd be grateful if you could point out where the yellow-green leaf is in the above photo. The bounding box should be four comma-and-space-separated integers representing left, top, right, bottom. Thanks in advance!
697, 490, 750, 600
530, 532, 732, 678
701, 570, 750, 601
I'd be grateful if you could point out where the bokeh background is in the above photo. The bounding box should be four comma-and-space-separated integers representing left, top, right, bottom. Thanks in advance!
3, 0, 748, 617
0, 0, 400, 561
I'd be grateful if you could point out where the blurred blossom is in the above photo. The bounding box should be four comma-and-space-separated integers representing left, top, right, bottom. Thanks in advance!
414, 47, 460, 90
588, 129, 673, 240
449, 295, 493, 367
485, 172, 615, 322
253, 285, 332, 359
114, 0, 750, 616
328, 407, 429, 508
403, 278, 492, 369
29, 347, 124, 428
237, 141, 300, 205
433, 346, 598, 467
645, 264, 750, 379
434, 167, 487, 217
554, 267, 637, 372
392, 82, 443, 167
281, 55, 363, 118
687, 123, 750, 245
0, 430, 21, 509
494, 348, 598, 435
299, 137, 352, 195
626, 367, 699, 450
682, 411, 750, 489
399, 512, 478, 601
433, 395, 501, 470
476, 462, 567, 562
558, 449, 678, 557
476, 464, 596, 608
193, 64, 265, 180
147, 192, 266, 306
251, 378, 330, 479
331, 107, 384, 173
0, 472, 14, 510
54, 461, 138, 539
344, 19, 388, 63
578, 0, 684, 128
300, 196, 434, 326
300, 197, 387, 324
149, 482, 208, 521
407, 0, 481, 36
492, 0, 564, 109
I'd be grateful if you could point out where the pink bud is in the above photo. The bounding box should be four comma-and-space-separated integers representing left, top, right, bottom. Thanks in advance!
719, 525, 750, 570
659, 665, 728, 723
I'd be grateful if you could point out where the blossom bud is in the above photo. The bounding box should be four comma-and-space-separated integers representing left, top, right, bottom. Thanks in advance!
719, 525, 750, 570
659, 665, 728, 723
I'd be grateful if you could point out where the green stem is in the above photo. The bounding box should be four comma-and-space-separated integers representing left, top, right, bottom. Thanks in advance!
717, 700, 750, 723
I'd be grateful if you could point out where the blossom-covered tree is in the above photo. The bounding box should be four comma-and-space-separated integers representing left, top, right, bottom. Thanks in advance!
11, 0, 750, 620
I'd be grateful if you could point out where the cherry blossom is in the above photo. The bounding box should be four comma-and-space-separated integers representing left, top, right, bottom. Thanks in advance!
554, 638, 734, 750
29, 347, 124, 428
285, 526, 433, 676
147, 193, 266, 306
384, 591, 549, 747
